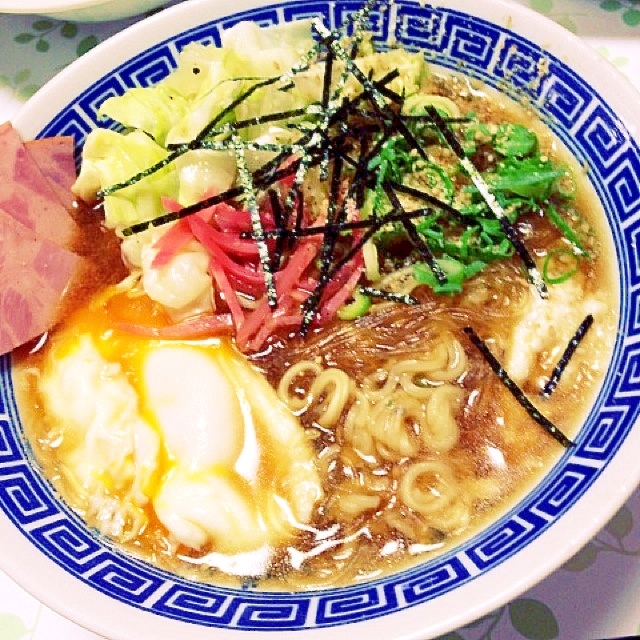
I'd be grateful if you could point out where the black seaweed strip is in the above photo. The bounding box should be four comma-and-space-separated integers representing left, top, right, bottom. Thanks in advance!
372, 79, 404, 104
233, 135, 278, 309
120, 64, 399, 233
100, 108, 313, 198
359, 286, 419, 305
353, 81, 431, 167
390, 181, 467, 224
350, 109, 467, 128
99, 146, 186, 198
314, 23, 387, 114
294, 188, 305, 236
425, 105, 466, 157
121, 158, 302, 236
121, 185, 242, 235
402, 217, 447, 284
391, 112, 430, 163
463, 326, 574, 448
276, 72, 379, 229
355, 139, 371, 210
425, 105, 547, 297
195, 76, 283, 142
280, 133, 332, 245
347, 67, 429, 163
199, 107, 311, 143
122, 124, 340, 236
268, 189, 285, 268
297, 68, 408, 331
319, 47, 336, 179
300, 153, 347, 333
542, 314, 594, 397
252, 206, 435, 241
383, 181, 447, 285
324, 217, 380, 279
322, 47, 335, 107
108, 1, 383, 217
350, 125, 375, 211
367, 69, 400, 97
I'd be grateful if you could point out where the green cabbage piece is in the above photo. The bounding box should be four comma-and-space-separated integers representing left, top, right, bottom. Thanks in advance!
73, 129, 178, 229
73, 19, 429, 232
97, 84, 188, 147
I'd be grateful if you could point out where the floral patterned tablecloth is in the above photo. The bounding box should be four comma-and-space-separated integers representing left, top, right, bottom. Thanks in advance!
0, 1, 639, 639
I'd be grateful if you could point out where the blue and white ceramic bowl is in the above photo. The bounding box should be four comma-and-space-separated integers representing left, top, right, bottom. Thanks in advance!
2, 1, 640, 638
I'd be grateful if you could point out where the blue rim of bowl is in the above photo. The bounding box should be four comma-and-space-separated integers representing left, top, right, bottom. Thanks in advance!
0, 0, 638, 632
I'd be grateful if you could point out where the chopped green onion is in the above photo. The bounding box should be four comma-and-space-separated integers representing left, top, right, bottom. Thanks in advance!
412, 162, 454, 204
545, 203, 588, 256
553, 166, 577, 199
542, 248, 580, 285
403, 93, 461, 119
414, 256, 486, 294
337, 289, 372, 320
461, 120, 493, 156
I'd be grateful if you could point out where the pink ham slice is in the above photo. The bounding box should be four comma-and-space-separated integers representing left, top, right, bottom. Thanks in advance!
0, 208, 84, 355
25, 136, 77, 213
0, 122, 78, 248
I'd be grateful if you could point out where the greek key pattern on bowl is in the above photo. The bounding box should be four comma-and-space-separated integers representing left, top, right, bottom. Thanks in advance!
2, 0, 639, 630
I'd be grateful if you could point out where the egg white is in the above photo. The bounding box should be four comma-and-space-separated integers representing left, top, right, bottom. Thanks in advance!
38, 286, 323, 561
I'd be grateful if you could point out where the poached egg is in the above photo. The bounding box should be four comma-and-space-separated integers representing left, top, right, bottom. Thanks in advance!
39, 284, 324, 563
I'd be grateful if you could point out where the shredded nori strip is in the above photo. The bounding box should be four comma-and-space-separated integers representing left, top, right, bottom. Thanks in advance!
383, 181, 447, 285
118, 65, 404, 235
425, 105, 548, 299
250, 206, 438, 241
463, 326, 574, 448
195, 76, 291, 142
300, 153, 347, 334
359, 286, 419, 305
542, 314, 594, 397
268, 188, 286, 269
390, 181, 468, 224
108, 0, 567, 360
232, 135, 277, 308
313, 23, 386, 112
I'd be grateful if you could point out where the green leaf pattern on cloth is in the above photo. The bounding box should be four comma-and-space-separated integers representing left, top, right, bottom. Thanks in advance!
564, 505, 640, 572
529, 0, 640, 30
527, 0, 578, 32
600, 0, 640, 25
508, 600, 559, 640
0, 613, 31, 640
13, 18, 97, 56
434, 599, 560, 639
0, 68, 39, 100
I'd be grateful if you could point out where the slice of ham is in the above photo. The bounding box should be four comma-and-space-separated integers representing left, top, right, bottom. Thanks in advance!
25, 135, 77, 213
0, 122, 78, 247
0, 208, 84, 355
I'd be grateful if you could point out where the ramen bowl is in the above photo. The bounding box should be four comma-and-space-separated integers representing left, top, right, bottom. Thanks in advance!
2, 0, 640, 638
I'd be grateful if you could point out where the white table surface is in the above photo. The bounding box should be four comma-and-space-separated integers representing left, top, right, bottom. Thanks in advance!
0, 1, 639, 639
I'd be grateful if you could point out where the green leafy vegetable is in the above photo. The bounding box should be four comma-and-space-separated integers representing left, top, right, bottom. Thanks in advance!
493, 123, 538, 158
414, 256, 486, 294
488, 155, 565, 199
